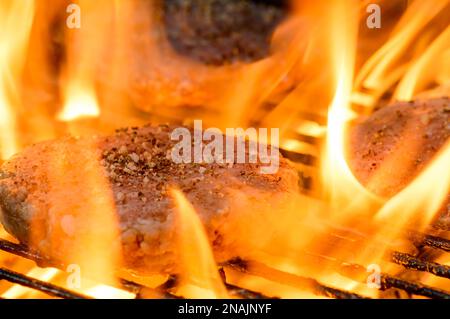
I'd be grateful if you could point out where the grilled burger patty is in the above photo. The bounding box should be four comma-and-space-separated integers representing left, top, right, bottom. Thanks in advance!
0, 124, 299, 274
348, 97, 449, 197
120, 0, 288, 111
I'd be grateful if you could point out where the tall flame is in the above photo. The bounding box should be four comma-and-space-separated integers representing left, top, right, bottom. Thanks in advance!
321, 0, 380, 213
0, 0, 35, 159
58, 0, 111, 121
395, 26, 450, 100
28, 138, 122, 289
376, 140, 450, 226
171, 188, 228, 299
354, 0, 449, 109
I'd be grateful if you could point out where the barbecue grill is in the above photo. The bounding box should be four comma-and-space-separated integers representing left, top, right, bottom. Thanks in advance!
1, 218, 449, 299
1, 138, 449, 299
0, 0, 449, 300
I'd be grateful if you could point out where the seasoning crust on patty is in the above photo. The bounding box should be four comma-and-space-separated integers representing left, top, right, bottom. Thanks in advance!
0, 124, 299, 274
349, 97, 449, 197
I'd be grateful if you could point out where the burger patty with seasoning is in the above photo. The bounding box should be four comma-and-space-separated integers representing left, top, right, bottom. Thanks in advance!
0, 124, 299, 274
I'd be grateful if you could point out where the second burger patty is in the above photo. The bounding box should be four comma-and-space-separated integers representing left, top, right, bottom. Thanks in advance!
349, 97, 449, 197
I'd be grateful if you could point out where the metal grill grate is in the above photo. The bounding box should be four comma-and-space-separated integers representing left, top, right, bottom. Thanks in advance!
1, 223, 449, 299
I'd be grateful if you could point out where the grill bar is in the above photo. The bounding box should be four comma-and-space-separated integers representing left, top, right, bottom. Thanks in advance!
225, 283, 272, 299
150, 272, 271, 299
225, 259, 368, 299
0, 237, 269, 299
408, 232, 450, 252
381, 274, 450, 299
339, 263, 450, 299
320, 227, 450, 280
391, 251, 450, 279
1, 235, 449, 299
0, 239, 55, 268
218, 268, 274, 299
279, 148, 316, 166
0, 267, 89, 299
0, 238, 144, 295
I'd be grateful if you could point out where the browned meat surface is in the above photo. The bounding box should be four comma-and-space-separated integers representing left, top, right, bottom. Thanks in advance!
164, 0, 285, 65
0, 124, 299, 275
348, 97, 449, 197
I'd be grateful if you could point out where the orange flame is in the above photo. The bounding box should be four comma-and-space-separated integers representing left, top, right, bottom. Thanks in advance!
2, 267, 60, 299
0, 0, 35, 159
376, 140, 450, 226
320, 0, 381, 214
28, 138, 122, 289
395, 26, 450, 100
171, 188, 228, 299
0, 0, 448, 299
354, 0, 449, 109
58, 84, 100, 121
58, 0, 115, 122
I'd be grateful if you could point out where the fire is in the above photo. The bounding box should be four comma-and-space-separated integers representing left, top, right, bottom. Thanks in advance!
170, 188, 228, 299
296, 1, 450, 287
344, 141, 450, 268
311, 0, 449, 275
83, 285, 134, 299
319, 0, 381, 215
395, 26, 450, 100
58, 84, 99, 121
214, 3, 310, 129
36, 138, 122, 287
375, 140, 450, 227
2, 267, 59, 299
0, 0, 35, 159
0, 263, 135, 299
354, 0, 449, 109
57, 0, 112, 122
0, 0, 448, 299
